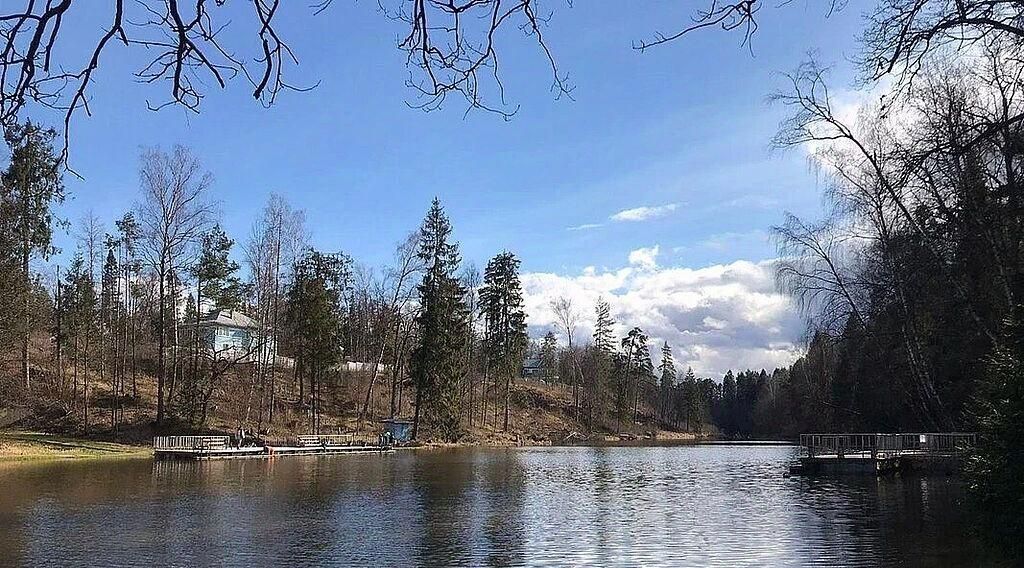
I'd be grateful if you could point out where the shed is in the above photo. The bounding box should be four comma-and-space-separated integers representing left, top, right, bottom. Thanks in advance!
381, 419, 414, 444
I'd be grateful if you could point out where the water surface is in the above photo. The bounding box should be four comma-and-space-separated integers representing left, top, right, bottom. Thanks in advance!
0, 446, 1002, 566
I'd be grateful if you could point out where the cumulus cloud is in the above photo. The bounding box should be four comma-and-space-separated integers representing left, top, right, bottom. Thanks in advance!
628, 245, 660, 270
610, 202, 679, 222
521, 256, 803, 378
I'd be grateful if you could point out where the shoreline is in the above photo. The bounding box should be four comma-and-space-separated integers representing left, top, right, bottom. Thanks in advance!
1, 430, 794, 463
0, 431, 153, 463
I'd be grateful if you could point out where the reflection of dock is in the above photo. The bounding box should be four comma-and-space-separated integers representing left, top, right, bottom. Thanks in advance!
792, 433, 976, 475
153, 435, 392, 460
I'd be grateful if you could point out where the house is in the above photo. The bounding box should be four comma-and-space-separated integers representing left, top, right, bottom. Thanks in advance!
197, 309, 272, 361
521, 356, 545, 381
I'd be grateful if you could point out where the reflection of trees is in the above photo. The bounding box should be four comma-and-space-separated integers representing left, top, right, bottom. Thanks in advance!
411, 448, 527, 566
794, 475, 984, 565
588, 447, 614, 565
414, 449, 475, 564
481, 449, 526, 567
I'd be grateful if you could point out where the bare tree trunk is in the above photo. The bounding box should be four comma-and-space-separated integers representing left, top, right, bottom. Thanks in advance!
21, 245, 30, 389
55, 265, 63, 394
156, 255, 167, 424
503, 369, 511, 432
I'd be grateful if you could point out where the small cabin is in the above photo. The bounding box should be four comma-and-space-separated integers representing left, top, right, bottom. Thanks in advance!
197, 309, 272, 361
381, 419, 414, 444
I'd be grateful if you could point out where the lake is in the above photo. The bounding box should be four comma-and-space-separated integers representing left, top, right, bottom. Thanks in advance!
0, 445, 1004, 567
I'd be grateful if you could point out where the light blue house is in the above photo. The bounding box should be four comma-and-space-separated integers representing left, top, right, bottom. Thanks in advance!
198, 309, 268, 360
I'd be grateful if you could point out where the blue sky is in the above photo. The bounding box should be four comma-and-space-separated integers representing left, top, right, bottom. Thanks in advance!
27, 2, 868, 375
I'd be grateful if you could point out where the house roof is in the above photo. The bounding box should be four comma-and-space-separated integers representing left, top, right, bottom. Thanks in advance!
199, 309, 258, 330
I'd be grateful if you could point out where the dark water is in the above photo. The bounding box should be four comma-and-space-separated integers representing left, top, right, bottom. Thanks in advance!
0, 446, 1006, 567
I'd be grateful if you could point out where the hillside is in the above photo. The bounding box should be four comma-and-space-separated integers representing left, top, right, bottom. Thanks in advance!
0, 336, 701, 452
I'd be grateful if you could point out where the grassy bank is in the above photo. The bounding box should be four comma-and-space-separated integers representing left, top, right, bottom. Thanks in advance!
0, 431, 152, 462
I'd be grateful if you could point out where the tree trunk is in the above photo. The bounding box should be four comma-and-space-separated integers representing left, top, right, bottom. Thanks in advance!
156, 254, 167, 425
21, 245, 30, 389
503, 369, 511, 432
412, 376, 423, 440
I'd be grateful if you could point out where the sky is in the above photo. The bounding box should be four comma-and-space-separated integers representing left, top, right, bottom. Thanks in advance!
24, 2, 868, 377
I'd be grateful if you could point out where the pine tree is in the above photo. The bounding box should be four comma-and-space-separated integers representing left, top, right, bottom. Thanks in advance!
593, 298, 615, 353
410, 198, 469, 441
619, 327, 651, 427
540, 331, 558, 380
967, 307, 1024, 548
721, 370, 737, 437
585, 297, 616, 429
480, 251, 528, 431
2, 120, 64, 389
114, 213, 143, 399
658, 342, 676, 423
194, 224, 245, 314
286, 249, 351, 432
100, 243, 121, 428
682, 367, 699, 432
61, 254, 96, 430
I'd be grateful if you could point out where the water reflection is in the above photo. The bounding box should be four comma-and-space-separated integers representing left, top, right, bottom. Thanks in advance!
0, 447, 1004, 567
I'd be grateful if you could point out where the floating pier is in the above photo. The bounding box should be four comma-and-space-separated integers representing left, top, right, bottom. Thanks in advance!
792, 432, 976, 475
153, 434, 393, 460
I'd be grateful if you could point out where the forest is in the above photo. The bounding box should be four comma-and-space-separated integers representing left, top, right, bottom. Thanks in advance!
0, 134, 746, 444
2, 0, 1024, 545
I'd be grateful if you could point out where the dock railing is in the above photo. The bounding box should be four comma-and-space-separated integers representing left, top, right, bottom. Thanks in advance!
295, 433, 377, 447
153, 435, 230, 452
800, 433, 976, 459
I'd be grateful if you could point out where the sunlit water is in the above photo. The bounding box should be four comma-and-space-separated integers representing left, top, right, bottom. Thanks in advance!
0, 446, 1005, 566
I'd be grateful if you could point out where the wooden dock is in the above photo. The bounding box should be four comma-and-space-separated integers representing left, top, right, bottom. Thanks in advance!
793, 433, 976, 475
153, 435, 393, 460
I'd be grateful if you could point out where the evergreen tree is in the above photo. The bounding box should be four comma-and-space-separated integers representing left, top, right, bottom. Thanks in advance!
682, 367, 699, 431
585, 297, 616, 429
60, 254, 96, 430
1, 120, 64, 388
593, 298, 615, 353
100, 242, 122, 427
540, 331, 558, 380
115, 213, 142, 398
193, 224, 245, 314
721, 370, 737, 437
966, 307, 1024, 549
286, 249, 351, 433
480, 251, 528, 431
619, 327, 651, 426
410, 198, 468, 441
658, 342, 676, 422
100, 246, 120, 326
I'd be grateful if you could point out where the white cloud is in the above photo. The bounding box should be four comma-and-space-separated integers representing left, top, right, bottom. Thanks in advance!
521, 256, 803, 378
610, 202, 679, 222
696, 230, 770, 252
628, 245, 660, 270
566, 223, 603, 231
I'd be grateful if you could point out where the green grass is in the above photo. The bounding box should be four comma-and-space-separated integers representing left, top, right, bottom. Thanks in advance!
0, 431, 152, 462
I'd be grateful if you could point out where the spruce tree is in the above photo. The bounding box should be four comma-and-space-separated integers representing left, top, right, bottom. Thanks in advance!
586, 297, 615, 429
540, 331, 558, 380
480, 251, 528, 431
682, 367, 699, 432
2, 120, 64, 388
658, 342, 676, 423
410, 198, 468, 441
286, 249, 350, 432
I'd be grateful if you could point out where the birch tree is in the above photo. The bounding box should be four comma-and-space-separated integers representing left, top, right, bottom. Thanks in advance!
137, 145, 215, 424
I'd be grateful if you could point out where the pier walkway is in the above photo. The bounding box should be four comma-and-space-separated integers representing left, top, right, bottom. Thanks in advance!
153, 434, 392, 460
795, 433, 976, 475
